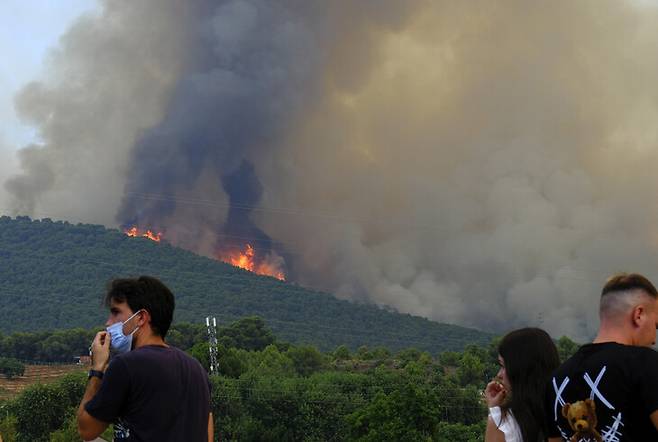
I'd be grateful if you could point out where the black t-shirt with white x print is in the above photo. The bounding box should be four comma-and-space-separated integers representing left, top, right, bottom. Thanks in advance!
546, 342, 658, 442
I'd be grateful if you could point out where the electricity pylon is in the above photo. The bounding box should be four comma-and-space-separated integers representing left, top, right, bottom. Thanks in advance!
205, 316, 219, 375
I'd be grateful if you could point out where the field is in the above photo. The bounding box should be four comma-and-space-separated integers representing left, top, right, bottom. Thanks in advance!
0, 364, 86, 400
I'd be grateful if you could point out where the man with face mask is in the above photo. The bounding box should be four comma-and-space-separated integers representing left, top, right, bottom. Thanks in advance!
76, 276, 213, 441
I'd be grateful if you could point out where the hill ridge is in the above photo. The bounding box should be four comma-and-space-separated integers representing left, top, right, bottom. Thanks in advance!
0, 215, 493, 352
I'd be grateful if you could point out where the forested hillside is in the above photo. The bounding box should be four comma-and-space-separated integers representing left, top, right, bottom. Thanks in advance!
0, 216, 491, 352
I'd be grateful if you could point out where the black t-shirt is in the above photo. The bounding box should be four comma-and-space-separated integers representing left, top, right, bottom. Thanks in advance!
85, 345, 210, 441
545, 342, 658, 441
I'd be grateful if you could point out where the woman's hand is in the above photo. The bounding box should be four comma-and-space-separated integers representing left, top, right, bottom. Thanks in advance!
484, 380, 507, 408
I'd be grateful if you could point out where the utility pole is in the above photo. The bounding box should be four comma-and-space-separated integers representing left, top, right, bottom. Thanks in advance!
205, 316, 219, 375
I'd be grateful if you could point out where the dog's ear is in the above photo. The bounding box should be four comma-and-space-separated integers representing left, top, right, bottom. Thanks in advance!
562, 403, 571, 419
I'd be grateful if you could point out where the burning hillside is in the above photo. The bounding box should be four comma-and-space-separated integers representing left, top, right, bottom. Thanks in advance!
123, 227, 285, 280
124, 226, 162, 242
219, 244, 285, 281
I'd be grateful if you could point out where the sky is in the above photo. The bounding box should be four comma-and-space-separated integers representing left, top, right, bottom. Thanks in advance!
3, 0, 658, 341
0, 0, 98, 212
0, 0, 98, 147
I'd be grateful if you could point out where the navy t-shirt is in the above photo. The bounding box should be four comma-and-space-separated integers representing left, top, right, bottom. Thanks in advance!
86, 345, 210, 441
545, 342, 658, 441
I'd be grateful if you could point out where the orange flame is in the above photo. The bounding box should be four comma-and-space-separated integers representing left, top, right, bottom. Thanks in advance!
221, 244, 285, 280
123, 226, 162, 242
143, 230, 162, 242
123, 227, 285, 279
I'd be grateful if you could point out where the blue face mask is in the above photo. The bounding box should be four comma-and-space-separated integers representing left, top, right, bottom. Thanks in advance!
106, 310, 142, 353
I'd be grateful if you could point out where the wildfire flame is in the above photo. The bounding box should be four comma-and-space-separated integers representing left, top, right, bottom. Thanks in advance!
123, 226, 162, 242
123, 226, 285, 280
221, 244, 285, 280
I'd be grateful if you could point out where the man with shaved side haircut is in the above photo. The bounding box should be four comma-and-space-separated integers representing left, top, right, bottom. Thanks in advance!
546, 273, 658, 441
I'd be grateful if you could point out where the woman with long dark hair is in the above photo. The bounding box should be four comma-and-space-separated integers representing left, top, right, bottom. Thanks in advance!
484, 327, 560, 442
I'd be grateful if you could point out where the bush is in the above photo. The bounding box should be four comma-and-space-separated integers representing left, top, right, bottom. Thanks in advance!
0, 358, 24, 379
433, 421, 485, 442
10, 373, 86, 442
0, 413, 18, 442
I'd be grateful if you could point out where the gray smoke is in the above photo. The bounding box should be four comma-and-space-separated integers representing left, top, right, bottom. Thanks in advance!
4, 0, 189, 223
6, 0, 658, 340
0, 137, 19, 211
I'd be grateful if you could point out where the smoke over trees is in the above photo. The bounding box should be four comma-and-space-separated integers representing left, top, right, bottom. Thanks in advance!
5, 0, 658, 340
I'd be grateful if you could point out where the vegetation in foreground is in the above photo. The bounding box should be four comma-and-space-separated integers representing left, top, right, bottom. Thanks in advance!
0, 316, 579, 442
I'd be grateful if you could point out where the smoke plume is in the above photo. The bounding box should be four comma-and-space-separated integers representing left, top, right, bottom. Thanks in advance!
6, 0, 658, 340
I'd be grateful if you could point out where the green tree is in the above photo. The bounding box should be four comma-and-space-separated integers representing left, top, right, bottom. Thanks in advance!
216, 346, 248, 378
556, 336, 580, 362
333, 344, 351, 360
248, 345, 295, 378
396, 347, 422, 367
188, 341, 210, 371
218, 317, 275, 351
347, 386, 438, 441
286, 345, 326, 376
0, 358, 24, 379
356, 345, 373, 360
8, 372, 86, 442
11, 383, 70, 442
0, 413, 17, 442
434, 421, 485, 442
456, 352, 485, 387
371, 346, 391, 360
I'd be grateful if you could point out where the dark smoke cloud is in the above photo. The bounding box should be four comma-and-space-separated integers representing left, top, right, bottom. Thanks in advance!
5, 0, 658, 340
115, 0, 421, 267
116, 0, 325, 261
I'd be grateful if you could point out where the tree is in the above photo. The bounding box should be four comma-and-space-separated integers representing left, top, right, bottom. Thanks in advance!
286, 345, 326, 376
218, 316, 275, 351
557, 336, 580, 362
356, 346, 373, 360
11, 383, 70, 442
8, 372, 86, 442
216, 346, 248, 378
456, 352, 485, 387
0, 358, 24, 379
0, 413, 17, 442
396, 348, 422, 366
433, 421, 486, 442
333, 344, 351, 361
437, 350, 460, 364
188, 341, 210, 371
347, 385, 439, 441
371, 346, 391, 360
248, 345, 295, 378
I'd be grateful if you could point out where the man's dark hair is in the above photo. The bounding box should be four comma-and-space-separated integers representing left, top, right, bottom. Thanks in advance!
601, 273, 658, 299
105, 275, 175, 338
